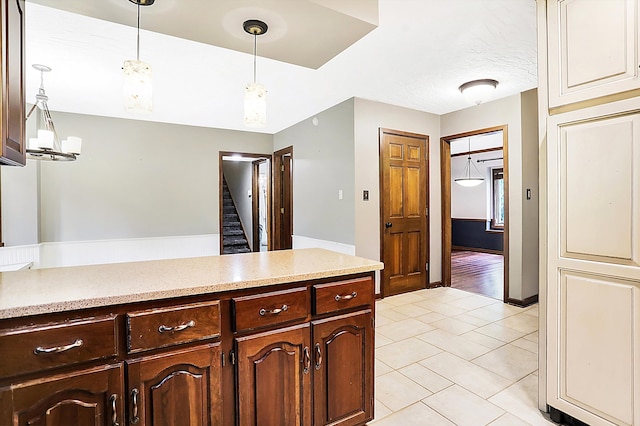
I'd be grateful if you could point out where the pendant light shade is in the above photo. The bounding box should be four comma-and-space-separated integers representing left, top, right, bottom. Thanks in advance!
454, 139, 485, 187
458, 79, 498, 105
243, 20, 268, 128
244, 82, 267, 128
123, 59, 152, 113
123, 0, 153, 114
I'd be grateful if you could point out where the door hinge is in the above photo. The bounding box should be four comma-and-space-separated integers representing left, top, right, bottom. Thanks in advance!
229, 350, 236, 365
221, 351, 226, 367
281, 165, 285, 172
425, 207, 428, 216
371, 317, 375, 328
280, 208, 285, 214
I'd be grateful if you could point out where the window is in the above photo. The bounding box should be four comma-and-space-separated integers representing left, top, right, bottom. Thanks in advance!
491, 168, 504, 230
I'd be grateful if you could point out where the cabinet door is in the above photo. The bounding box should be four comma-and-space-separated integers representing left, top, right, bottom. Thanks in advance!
546, 99, 640, 425
0, 0, 25, 166
0, 363, 124, 426
547, 0, 640, 108
312, 311, 373, 426
127, 343, 222, 426
236, 323, 311, 426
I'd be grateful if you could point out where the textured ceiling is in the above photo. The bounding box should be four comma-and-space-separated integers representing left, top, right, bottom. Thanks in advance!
24, 0, 537, 135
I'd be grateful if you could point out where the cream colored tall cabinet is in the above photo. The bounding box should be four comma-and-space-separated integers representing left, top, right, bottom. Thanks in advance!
540, 1, 640, 425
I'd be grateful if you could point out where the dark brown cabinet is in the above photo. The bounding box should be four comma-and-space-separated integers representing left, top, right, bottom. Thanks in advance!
0, 272, 375, 426
0, 0, 25, 166
0, 363, 124, 426
127, 343, 223, 426
236, 323, 312, 425
312, 311, 373, 426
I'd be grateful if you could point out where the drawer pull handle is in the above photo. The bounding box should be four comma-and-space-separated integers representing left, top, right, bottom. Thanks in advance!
259, 305, 288, 316
109, 394, 119, 426
303, 346, 310, 374
34, 339, 83, 354
131, 388, 140, 424
158, 320, 195, 333
335, 291, 357, 302
314, 343, 322, 370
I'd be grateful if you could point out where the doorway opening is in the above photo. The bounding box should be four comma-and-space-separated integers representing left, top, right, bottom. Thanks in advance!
440, 126, 509, 302
219, 152, 272, 255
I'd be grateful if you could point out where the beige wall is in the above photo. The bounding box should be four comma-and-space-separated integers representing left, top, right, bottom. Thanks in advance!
2, 111, 273, 244
354, 98, 441, 286
441, 91, 539, 301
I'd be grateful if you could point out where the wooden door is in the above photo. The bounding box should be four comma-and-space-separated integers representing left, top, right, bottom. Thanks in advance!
0, 0, 25, 166
127, 343, 222, 426
273, 146, 293, 250
312, 311, 373, 426
546, 101, 640, 426
379, 128, 429, 296
0, 363, 124, 426
235, 323, 311, 426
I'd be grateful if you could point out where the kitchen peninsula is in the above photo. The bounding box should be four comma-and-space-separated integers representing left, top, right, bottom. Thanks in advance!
0, 248, 382, 425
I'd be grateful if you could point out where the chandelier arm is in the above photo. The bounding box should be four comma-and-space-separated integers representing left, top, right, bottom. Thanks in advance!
253, 34, 257, 83
25, 102, 39, 120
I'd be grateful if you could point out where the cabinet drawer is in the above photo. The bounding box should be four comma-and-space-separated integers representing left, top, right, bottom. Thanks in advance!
313, 277, 374, 315
127, 300, 221, 353
232, 288, 309, 332
0, 315, 118, 378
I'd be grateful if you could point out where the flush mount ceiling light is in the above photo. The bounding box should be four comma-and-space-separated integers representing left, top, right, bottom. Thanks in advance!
123, 0, 154, 114
243, 19, 268, 128
458, 79, 499, 105
454, 139, 484, 187
26, 64, 82, 161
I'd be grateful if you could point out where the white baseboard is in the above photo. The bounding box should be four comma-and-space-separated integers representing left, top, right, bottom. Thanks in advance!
0, 235, 220, 269
292, 235, 356, 255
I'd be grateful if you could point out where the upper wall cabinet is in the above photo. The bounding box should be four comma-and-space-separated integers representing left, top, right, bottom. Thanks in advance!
0, 0, 25, 166
547, 0, 640, 109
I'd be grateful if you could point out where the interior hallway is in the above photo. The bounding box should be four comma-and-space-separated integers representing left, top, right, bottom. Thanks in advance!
372, 287, 553, 425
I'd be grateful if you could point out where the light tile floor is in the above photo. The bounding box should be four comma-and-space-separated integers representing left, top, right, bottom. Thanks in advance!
371, 287, 556, 426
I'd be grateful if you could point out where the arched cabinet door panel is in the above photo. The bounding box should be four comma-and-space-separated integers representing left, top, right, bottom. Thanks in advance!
127, 343, 222, 426
0, 363, 124, 426
235, 323, 312, 426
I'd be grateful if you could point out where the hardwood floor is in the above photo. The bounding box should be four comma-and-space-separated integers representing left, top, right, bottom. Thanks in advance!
451, 250, 504, 300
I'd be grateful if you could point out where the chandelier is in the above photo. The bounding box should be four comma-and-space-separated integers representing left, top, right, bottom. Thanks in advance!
26, 64, 81, 161
243, 19, 268, 128
454, 139, 484, 187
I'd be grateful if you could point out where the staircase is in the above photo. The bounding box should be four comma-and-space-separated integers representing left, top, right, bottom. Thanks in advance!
222, 177, 251, 255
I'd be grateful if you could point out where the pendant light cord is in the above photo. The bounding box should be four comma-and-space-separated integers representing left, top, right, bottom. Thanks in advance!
136, 3, 141, 61
253, 33, 257, 83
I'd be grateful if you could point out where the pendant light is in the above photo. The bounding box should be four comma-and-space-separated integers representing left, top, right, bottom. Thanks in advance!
243, 20, 268, 128
458, 79, 498, 105
454, 139, 485, 187
26, 64, 82, 161
123, 0, 154, 114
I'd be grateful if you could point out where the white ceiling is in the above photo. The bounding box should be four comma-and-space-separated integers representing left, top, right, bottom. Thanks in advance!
24, 0, 537, 135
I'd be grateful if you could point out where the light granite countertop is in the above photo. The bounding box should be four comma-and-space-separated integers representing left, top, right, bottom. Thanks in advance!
0, 248, 383, 320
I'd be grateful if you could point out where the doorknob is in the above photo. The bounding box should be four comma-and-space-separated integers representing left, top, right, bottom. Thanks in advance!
385, 222, 392, 229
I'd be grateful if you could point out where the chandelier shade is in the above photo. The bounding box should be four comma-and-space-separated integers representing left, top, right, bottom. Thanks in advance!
26, 64, 81, 161
123, 1, 153, 113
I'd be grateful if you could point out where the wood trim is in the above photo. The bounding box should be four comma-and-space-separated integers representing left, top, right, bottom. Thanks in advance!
452, 246, 503, 255
507, 294, 539, 308
219, 151, 273, 254
273, 146, 293, 250
450, 146, 504, 157
441, 125, 510, 302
